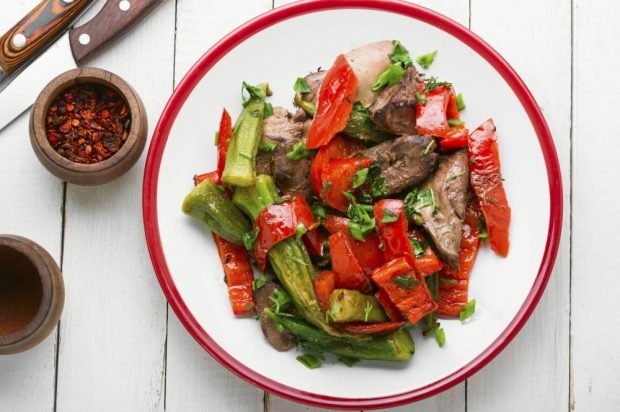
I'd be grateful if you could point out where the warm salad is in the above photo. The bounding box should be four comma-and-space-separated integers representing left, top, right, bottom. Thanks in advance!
182, 40, 511, 368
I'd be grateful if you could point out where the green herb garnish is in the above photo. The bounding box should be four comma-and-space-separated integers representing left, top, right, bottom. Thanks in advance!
416, 92, 427, 105
423, 76, 452, 94
264, 102, 273, 117
389, 40, 413, 68
258, 141, 277, 152
423, 139, 436, 155
296, 354, 322, 369
372, 63, 405, 91
459, 299, 476, 321
456, 93, 466, 111
381, 209, 399, 224
410, 238, 426, 258
241, 81, 266, 107
214, 131, 219, 146
270, 289, 292, 314
440, 278, 458, 285
295, 222, 307, 240
293, 77, 311, 94
352, 167, 369, 189
392, 274, 420, 289
338, 356, 360, 367
416, 50, 438, 69
311, 204, 326, 221
434, 327, 446, 347
368, 164, 387, 198
363, 301, 373, 322
253, 275, 268, 290
243, 227, 259, 251
239, 151, 252, 160
478, 216, 489, 239
448, 119, 465, 127
287, 142, 312, 160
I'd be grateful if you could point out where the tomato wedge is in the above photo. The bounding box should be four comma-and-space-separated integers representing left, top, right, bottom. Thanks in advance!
254, 195, 317, 270
438, 199, 482, 316
468, 119, 511, 256
323, 215, 384, 274
328, 231, 371, 291
310, 134, 364, 197
314, 271, 336, 312
374, 199, 416, 268
416, 85, 450, 137
306, 54, 358, 149
371, 257, 437, 324
321, 158, 372, 212
409, 227, 443, 276
213, 233, 255, 315
337, 321, 406, 335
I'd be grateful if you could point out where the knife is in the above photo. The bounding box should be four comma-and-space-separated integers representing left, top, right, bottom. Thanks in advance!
0, 0, 96, 86
0, 0, 166, 131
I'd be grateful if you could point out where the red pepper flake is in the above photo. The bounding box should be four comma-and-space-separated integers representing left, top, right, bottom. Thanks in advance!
45, 83, 131, 164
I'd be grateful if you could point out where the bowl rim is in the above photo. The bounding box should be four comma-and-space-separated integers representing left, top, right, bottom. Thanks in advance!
142, 0, 563, 408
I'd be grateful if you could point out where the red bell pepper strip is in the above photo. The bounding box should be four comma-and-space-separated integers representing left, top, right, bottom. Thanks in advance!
374, 199, 416, 268
438, 126, 469, 151
321, 157, 372, 212
310, 134, 364, 197
254, 195, 317, 271
416, 85, 450, 137
303, 228, 324, 256
438, 199, 482, 316
467, 119, 511, 256
446, 87, 460, 121
193, 171, 220, 186
314, 271, 336, 312
371, 257, 437, 324
409, 227, 443, 276
194, 109, 233, 184
213, 233, 255, 315
328, 231, 371, 291
323, 215, 384, 274
375, 290, 403, 321
306, 54, 358, 149
336, 321, 406, 335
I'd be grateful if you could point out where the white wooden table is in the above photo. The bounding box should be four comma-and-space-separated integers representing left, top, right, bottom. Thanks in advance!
0, 0, 615, 410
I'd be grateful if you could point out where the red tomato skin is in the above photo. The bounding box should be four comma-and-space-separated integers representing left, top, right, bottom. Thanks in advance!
416, 85, 450, 137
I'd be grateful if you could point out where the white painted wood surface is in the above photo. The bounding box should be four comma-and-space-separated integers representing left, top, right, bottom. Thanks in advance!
0, 0, 613, 410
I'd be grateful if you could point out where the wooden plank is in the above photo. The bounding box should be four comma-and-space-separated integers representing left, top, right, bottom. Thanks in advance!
0, 4, 63, 412
164, 1, 271, 411
53, 1, 175, 410
466, 1, 572, 411
571, 0, 620, 410
268, 0, 468, 410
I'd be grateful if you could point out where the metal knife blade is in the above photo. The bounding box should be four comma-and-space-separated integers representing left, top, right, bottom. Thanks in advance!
0, 33, 76, 130
0, 0, 166, 131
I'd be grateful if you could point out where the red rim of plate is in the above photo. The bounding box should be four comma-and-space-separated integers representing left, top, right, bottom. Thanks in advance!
143, 0, 563, 409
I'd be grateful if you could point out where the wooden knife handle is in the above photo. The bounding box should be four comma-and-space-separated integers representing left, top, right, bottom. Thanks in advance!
69, 0, 165, 64
0, 0, 94, 78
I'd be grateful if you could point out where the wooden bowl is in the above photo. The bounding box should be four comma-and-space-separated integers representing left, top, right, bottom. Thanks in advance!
29, 67, 147, 186
0, 235, 64, 355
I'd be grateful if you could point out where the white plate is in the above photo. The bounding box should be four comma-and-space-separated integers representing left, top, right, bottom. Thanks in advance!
143, 1, 562, 409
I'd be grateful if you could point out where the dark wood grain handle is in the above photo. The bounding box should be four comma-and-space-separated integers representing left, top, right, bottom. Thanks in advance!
69, 0, 165, 64
0, 0, 95, 78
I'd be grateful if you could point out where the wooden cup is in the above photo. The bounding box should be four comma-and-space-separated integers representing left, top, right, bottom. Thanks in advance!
29, 67, 147, 186
0, 235, 64, 355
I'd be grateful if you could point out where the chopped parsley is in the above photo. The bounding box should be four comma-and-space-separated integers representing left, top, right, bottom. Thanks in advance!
391, 274, 420, 289
352, 167, 369, 189
241, 81, 266, 107
311, 203, 326, 221
346, 196, 376, 241
214, 131, 219, 146
389, 40, 413, 68
448, 170, 466, 182
243, 227, 259, 251
287, 142, 312, 160
363, 302, 374, 322
368, 164, 387, 198
423, 139, 436, 155
269, 289, 292, 315
372, 63, 405, 91
416, 50, 438, 69
456, 93, 466, 111
264, 102, 273, 117
293, 77, 311, 94
404, 187, 439, 220
434, 327, 446, 347
295, 222, 308, 240
258, 141, 277, 152
381, 209, 399, 223
322, 181, 333, 192
252, 275, 268, 290
338, 356, 360, 367
239, 151, 252, 160
459, 299, 476, 321
423, 76, 452, 94
410, 238, 426, 258
416, 92, 427, 105
448, 119, 465, 127
296, 354, 322, 369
